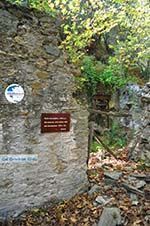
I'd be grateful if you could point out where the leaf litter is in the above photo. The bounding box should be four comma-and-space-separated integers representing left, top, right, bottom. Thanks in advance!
12, 148, 149, 226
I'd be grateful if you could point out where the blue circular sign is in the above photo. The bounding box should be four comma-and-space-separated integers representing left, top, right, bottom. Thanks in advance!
5, 84, 24, 103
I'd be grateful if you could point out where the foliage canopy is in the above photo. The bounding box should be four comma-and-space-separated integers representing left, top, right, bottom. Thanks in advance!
8, 0, 149, 92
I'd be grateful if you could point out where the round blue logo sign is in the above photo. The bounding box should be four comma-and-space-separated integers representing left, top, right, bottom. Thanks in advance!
5, 84, 24, 103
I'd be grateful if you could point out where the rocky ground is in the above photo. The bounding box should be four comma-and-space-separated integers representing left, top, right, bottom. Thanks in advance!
8, 148, 149, 226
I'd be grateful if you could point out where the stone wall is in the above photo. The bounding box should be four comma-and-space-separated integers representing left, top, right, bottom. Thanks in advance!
128, 82, 150, 163
0, 0, 89, 217
119, 84, 142, 130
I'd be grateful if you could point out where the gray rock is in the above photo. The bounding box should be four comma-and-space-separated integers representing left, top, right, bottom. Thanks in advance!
88, 184, 101, 196
95, 196, 106, 205
130, 193, 138, 206
44, 45, 60, 57
135, 180, 146, 189
0, 9, 18, 35
104, 178, 116, 185
95, 195, 112, 206
98, 207, 121, 226
104, 171, 122, 180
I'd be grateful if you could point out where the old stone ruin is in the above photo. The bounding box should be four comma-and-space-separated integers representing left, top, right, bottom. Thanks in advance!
0, 0, 89, 219
128, 82, 150, 164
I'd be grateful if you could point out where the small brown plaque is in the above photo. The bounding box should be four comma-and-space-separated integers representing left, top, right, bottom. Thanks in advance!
41, 113, 70, 133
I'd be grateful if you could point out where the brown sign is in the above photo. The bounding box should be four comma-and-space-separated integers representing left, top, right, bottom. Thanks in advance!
41, 113, 70, 133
